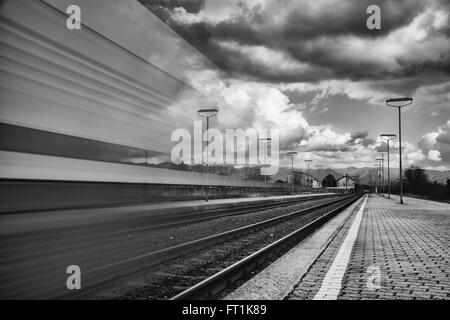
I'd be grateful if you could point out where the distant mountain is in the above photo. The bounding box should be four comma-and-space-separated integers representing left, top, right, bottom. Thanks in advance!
424, 170, 450, 184
271, 166, 450, 185
271, 167, 347, 183
179, 163, 450, 185
356, 168, 450, 185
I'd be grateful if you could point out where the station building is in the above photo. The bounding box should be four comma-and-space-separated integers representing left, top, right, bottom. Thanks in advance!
336, 175, 355, 190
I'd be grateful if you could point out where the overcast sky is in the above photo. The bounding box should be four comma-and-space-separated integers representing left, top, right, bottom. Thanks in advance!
141, 0, 450, 171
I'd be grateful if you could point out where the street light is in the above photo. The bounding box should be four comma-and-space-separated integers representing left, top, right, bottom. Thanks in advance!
380, 134, 396, 199
287, 151, 298, 194
198, 108, 219, 202
368, 166, 373, 193
258, 137, 272, 197
373, 163, 380, 194
377, 150, 387, 197
305, 160, 312, 188
376, 156, 384, 197
386, 97, 413, 204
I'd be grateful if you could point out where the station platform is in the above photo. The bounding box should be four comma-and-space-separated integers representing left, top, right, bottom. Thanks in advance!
227, 194, 450, 300
292, 194, 450, 300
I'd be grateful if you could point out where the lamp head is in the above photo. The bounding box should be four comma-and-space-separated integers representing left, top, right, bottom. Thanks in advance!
197, 108, 219, 117
380, 133, 396, 140
386, 97, 413, 108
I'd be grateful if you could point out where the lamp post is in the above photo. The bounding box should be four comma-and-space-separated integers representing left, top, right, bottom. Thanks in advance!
378, 161, 383, 195
380, 134, 396, 199
373, 162, 380, 193
305, 160, 312, 188
287, 151, 298, 194
376, 156, 384, 197
258, 137, 272, 197
373, 164, 379, 194
377, 150, 387, 195
386, 97, 413, 204
198, 108, 219, 202
375, 160, 381, 195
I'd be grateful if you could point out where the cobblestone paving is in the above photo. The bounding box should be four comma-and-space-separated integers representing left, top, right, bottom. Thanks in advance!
288, 195, 450, 300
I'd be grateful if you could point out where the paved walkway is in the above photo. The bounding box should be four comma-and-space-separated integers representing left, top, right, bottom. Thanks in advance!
289, 194, 450, 300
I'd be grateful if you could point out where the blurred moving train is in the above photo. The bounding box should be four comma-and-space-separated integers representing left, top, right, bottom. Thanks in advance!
0, 0, 302, 213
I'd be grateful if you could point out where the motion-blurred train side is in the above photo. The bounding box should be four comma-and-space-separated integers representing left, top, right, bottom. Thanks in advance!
0, 0, 296, 213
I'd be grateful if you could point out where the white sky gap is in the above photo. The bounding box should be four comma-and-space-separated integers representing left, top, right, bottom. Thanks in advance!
313, 195, 368, 300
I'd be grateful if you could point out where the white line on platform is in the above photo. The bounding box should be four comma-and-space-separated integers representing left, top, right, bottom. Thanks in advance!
313, 194, 368, 300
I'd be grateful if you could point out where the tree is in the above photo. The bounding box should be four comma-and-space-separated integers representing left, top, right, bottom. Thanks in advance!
322, 174, 337, 188
404, 166, 429, 194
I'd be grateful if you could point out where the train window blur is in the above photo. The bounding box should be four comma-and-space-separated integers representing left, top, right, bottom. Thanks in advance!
0, 122, 170, 166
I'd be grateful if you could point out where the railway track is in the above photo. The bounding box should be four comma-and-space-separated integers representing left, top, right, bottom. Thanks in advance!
172, 193, 365, 299
0, 193, 340, 299
77, 193, 364, 300
0, 194, 337, 265
1, 193, 333, 244
125, 193, 337, 231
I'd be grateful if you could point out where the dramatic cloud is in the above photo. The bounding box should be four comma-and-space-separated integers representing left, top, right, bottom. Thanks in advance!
154, 0, 450, 89
348, 130, 376, 147
419, 121, 450, 164
178, 70, 309, 150
303, 127, 352, 152
143, 0, 450, 170
427, 150, 442, 161
138, 0, 205, 14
